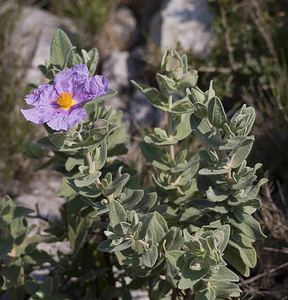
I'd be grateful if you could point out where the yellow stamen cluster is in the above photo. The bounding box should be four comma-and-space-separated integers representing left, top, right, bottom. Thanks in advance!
56, 92, 73, 109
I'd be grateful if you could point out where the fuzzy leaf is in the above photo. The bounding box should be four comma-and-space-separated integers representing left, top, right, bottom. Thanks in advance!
207, 81, 215, 102
66, 198, 90, 253
232, 210, 266, 240
140, 142, 170, 171
228, 238, 257, 269
178, 259, 209, 289
50, 29, 73, 68
199, 167, 230, 176
0, 235, 13, 259
170, 97, 194, 114
188, 87, 206, 103
107, 125, 127, 156
178, 70, 198, 88
131, 81, 169, 111
208, 97, 227, 128
174, 114, 193, 141
224, 246, 250, 277
98, 239, 132, 252
109, 201, 126, 228
190, 114, 219, 147
84, 89, 117, 106
214, 281, 241, 298
163, 228, 185, 251
206, 266, 238, 282
87, 48, 99, 76
121, 189, 144, 210
217, 225, 230, 252
103, 173, 130, 198
206, 186, 230, 202
166, 250, 185, 287
74, 172, 102, 187
92, 140, 107, 171
146, 212, 169, 243
134, 190, 157, 213
156, 73, 177, 95
142, 245, 158, 268
65, 157, 84, 172
23, 142, 45, 159
230, 136, 254, 168
195, 287, 215, 300
193, 102, 207, 118
199, 149, 218, 164
161, 49, 183, 79
230, 105, 255, 136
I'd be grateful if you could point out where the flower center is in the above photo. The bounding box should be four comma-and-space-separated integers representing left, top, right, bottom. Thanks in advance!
56, 93, 74, 110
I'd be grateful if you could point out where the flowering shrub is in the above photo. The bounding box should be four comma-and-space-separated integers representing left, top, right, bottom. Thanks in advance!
0, 30, 267, 299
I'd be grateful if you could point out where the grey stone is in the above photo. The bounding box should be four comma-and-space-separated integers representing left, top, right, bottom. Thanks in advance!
149, 0, 214, 56
10, 6, 73, 84
104, 95, 126, 112
107, 7, 138, 51
130, 89, 161, 128
15, 170, 71, 261
102, 49, 144, 90
102, 51, 131, 89
15, 170, 65, 221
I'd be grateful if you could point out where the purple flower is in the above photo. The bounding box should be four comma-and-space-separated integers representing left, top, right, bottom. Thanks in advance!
21, 64, 109, 131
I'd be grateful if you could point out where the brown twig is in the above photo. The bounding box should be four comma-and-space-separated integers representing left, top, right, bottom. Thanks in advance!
263, 247, 288, 254
239, 262, 288, 286
171, 289, 177, 300
198, 67, 231, 73
276, 179, 287, 208
250, 0, 279, 65
26, 203, 50, 223
220, 6, 237, 72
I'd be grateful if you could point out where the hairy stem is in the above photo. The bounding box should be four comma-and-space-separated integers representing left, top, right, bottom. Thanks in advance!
167, 95, 175, 163
85, 150, 95, 174
78, 133, 96, 173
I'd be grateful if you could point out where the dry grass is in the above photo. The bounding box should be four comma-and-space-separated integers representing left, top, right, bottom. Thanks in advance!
236, 181, 288, 299
0, 0, 37, 197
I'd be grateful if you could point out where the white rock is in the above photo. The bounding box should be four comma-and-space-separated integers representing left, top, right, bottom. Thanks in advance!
102, 51, 131, 89
15, 170, 65, 221
149, 0, 213, 56
102, 50, 143, 90
10, 6, 72, 84
15, 170, 71, 260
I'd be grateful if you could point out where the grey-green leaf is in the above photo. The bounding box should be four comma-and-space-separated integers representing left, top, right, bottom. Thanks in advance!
109, 201, 126, 228
50, 29, 73, 68
0, 235, 13, 259
142, 245, 158, 268
208, 97, 227, 128
156, 73, 177, 95
230, 136, 254, 168
206, 266, 239, 282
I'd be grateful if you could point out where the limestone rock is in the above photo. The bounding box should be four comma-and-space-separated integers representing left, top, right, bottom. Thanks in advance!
102, 51, 131, 89
130, 89, 161, 128
11, 6, 73, 84
102, 49, 143, 90
149, 0, 213, 56
15, 170, 65, 222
